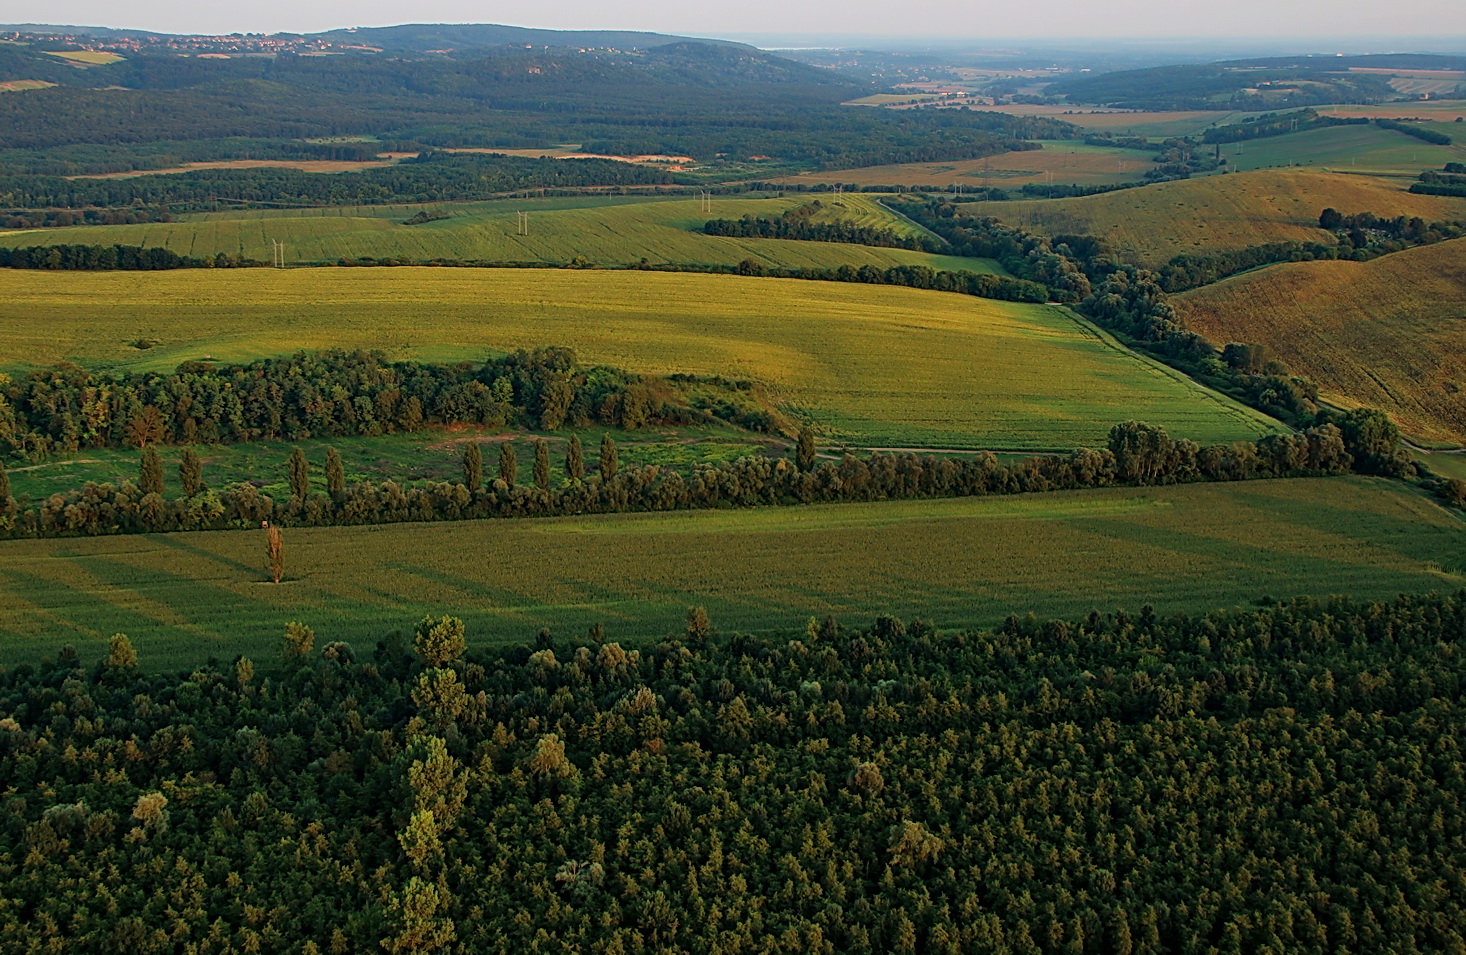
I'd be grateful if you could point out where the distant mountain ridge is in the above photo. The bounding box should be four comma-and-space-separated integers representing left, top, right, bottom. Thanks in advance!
0, 22, 745, 51
309, 23, 748, 52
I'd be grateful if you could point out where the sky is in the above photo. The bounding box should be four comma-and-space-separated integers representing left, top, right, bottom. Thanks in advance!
11, 0, 1466, 41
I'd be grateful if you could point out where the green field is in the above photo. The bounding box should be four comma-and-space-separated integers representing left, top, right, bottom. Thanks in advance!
961, 168, 1466, 268
0, 476, 1458, 668
1217, 122, 1466, 177
0, 268, 1281, 450
0, 194, 988, 273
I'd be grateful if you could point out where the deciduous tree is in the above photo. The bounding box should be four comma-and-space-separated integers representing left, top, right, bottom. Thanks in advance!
178, 447, 203, 496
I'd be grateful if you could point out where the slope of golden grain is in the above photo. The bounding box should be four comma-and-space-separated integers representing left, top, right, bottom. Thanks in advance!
1175, 238, 1466, 444
961, 169, 1466, 267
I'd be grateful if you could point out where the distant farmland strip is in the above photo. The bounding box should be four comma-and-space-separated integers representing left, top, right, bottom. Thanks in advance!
0, 477, 1457, 668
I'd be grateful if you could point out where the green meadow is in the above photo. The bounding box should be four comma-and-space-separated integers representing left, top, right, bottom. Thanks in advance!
1, 477, 1458, 668
0, 194, 988, 272
0, 268, 1281, 450
1217, 122, 1466, 176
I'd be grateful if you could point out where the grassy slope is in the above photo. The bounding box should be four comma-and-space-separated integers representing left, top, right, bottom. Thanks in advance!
0, 268, 1280, 450
0, 195, 994, 273
960, 169, 1466, 267
1175, 238, 1466, 445
1217, 122, 1466, 177
0, 477, 1457, 668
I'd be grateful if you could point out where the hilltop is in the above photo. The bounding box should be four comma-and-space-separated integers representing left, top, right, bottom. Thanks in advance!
959, 169, 1466, 268
1174, 237, 1466, 444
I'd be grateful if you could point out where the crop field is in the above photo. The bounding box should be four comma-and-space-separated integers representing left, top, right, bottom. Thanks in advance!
1322, 99, 1466, 122
961, 169, 1466, 267
775, 141, 1160, 188
71, 159, 400, 178
0, 476, 1458, 668
0, 79, 56, 92
0, 268, 1281, 450
1216, 122, 1466, 177
41, 50, 125, 66
0, 194, 986, 272
1175, 238, 1466, 445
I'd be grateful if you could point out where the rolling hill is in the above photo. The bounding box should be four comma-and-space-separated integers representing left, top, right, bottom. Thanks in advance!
959, 169, 1466, 267
1174, 237, 1466, 444
0, 195, 989, 272
0, 268, 1281, 451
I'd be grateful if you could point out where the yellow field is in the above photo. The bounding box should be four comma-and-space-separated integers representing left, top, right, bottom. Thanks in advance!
0, 268, 1279, 450
1175, 238, 1466, 444
962, 169, 1466, 267
1323, 98, 1466, 120
41, 50, 124, 66
0, 79, 56, 92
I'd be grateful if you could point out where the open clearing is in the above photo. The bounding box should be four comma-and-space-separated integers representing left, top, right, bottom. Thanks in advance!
775, 141, 1159, 188
0, 194, 989, 272
41, 50, 124, 66
960, 169, 1466, 267
70, 159, 400, 178
0, 477, 1456, 668
0, 79, 56, 92
1175, 238, 1466, 445
1321, 99, 1466, 122
0, 268, 1280, 450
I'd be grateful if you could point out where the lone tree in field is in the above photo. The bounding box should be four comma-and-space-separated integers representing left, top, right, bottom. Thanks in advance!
178, 448, 203, 496
415, 615, 466, 667
533, 438, 551, 491
498, 442, 517, 486
325, 447, 345, 500
288, 447, 309, 501
139, 447, 165, 496
796, 426, 817, 472
263, 520, 284, 584
566, 435, 585, 482
463, 443, 483, 492
599, 434, 618, 479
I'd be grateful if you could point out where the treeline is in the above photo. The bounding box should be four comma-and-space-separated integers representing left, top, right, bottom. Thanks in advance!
0, 415, 1401, 540
0, 349, 769, 460
1200, 109, 1367, 144
1, 205, 174, 230
1153, 208, 1466, 292
1375, 117, 1453, 145
703, 201, 944, 253
1411, 165, 1466, 197
3, 587, 1465, 951
0, 152, 675, 210
0, 243, 228, 272
0, 136, 387, 178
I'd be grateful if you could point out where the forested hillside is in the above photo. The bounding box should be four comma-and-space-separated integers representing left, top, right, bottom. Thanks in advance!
1, 593, 1464, 950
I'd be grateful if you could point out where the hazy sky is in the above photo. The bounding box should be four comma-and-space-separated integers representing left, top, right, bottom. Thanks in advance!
13, 0, 1465, 40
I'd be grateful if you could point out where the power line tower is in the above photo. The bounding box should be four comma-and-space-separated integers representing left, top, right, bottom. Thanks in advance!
270, 239, 286, 269
699, 190, 712, 214
516, 211, 529, 236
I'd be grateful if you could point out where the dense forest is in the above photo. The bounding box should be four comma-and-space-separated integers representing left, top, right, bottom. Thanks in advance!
1, 589, 1464, 951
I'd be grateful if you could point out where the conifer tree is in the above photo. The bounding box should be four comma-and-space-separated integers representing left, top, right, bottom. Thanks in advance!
533, 438, 550, 490
281, 620, 314, 664
498, 442, 517, 486
178, 447, 203, 496
414, 615, 466, 667
599, 433, 618, 479
105, 633, 137, 669
325, 446, 345, 499
566, 434, 585, 482
796, 426, 817, 472
139, 447, 165, 496
463, 443, 482, 492
288, 447, 310, 501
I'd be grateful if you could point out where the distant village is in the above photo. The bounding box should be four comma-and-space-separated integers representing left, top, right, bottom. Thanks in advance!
1, 28, 385, 56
